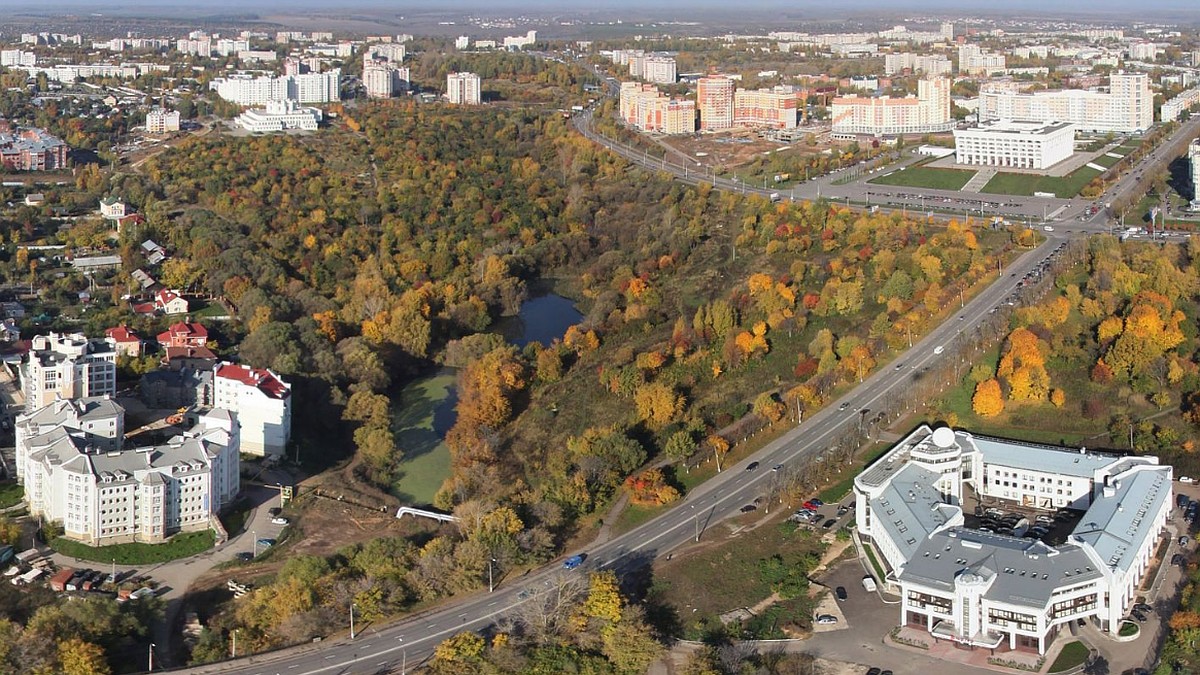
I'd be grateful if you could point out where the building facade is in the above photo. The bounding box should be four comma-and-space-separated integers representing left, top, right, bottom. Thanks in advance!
831, 78, 953, 136
0, 126, 69, 171
884, 53, 952, 77
446, 72, 482, 105
733, 86, 801, 129
24, 333, 117, 412
210, 69, 341, 105
214, 363, 291, 458
979, 73, 1153, 133
958, 44, 1006, 76
17, 399, 239, 546
854, 426, 1172, 656
1190, 139, 1200, 209
234, 99, 323, 132
1161, 86, 1200, 123
953, 120, 1075, 170
146, 108, 181, 134
697, 75, 735, 131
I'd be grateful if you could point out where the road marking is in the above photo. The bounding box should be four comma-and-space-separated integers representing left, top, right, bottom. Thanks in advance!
378, 662, 387, 667
487, 601, 497, 607
288, 665, 298, 669
324, 655, 335, 660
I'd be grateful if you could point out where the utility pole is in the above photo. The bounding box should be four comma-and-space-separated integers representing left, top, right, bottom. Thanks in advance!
231, 630, 238, 658
488, 557, 496, 593
148, 644, 155, 671
350, 602, 356, 640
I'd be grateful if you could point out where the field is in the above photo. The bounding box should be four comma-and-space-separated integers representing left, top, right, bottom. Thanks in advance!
391, 369, 457, 505
981, 164, 1102, 198
0, 482, 24, 509
51, 531, 215, 565
868, 164, 976, 191
1048, 640, 1090, 673
652, 518, 823, 640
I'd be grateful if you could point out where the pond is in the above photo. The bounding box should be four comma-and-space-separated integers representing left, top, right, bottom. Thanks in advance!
391, 293, 582, 505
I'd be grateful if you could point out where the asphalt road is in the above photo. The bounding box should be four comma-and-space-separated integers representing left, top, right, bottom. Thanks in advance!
176, 100, 1200, 675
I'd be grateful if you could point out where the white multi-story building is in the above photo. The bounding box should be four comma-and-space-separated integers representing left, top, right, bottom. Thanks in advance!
177, 38, 212, 57
17, 399, 239, 545
619, 82, 695, 134
455, 36, 470, 50
855, 426, 1172, 656
954, 120, 1075, 170
832, 78, 953, 137
24, 333, 117, 412
884, 53, 952, 77
238, 50, 278, 63
1127, 42, 1159, 61
234, 99, 323, 132
979, 73, 1153, 133
1189, 139, 1200, 209
363, 62, 395, 99
629, 55, 677, 84
1161, 86, 1200, 123
503, 30, 537, 50
0, 50, 36, 68
733, 86, 801, 129
145, 108, 181, 134
447, 72, 482, 105
213, 362, 291, 458
959, 44, 1006, 76
366, 43, 406, 63
215, 39, 251, 57
210, 69, 341, 105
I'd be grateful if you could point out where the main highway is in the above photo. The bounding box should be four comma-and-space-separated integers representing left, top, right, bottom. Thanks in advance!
178, 95, 1200, 675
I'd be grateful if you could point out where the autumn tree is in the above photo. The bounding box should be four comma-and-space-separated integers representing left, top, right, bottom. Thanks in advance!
58, 638, 111, 675
633, 382, 685, 428
972, 379, 1004, 417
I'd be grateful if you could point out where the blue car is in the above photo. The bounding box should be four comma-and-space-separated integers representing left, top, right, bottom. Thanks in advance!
562, 554, 585, 570
256, 538, 276, 548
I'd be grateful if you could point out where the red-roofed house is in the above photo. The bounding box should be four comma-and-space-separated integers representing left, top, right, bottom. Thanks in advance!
104, 325, 142, 357
214, 362, 292, 457
154, 289, 189, 315
157, 321, 208, 349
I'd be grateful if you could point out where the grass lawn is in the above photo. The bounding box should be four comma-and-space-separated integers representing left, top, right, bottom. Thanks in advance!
1092, 152, 1123, 169
391, 369, 457, 506
219, 498, 253, 537
51, 530, 215, 564
869, 165, 976, 191
1048, 640, 1090, 673
1118, 621, 1139, 637
981, 165, 1101, 198
613, 502, 668, 535
655, 521, 823, 639
864, 542, 887, 580
190, 301, 229, 318
0, 482, 24, 509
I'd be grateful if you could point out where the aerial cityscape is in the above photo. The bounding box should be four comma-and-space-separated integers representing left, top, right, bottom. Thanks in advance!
0, 2, 1199, 674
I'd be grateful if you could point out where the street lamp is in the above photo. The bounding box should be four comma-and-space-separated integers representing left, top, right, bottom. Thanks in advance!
350, 602, 357, 640
231, 629, 238, 658
251, 530, 257, 558
488, 557, 497, 593
148, 643, 155, 671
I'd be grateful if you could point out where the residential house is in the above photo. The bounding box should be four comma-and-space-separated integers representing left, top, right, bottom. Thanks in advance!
214, 362, 291, 457
157, 321, 208, 349
104, 325, 142, 357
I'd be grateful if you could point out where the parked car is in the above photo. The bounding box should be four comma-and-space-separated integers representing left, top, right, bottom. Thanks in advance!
271, 517, 289, 526
268, 507, 282, 517
802, 501, 818, 511
740, 505, 757, 513
1171, 553, 1186, 566
562, 554, 585, 570
235, 552, 254, 562
822, 519, 837, 529
835, 586, 848, 601
836, 505, 849, 516
809, 498, 824, 507
256, 538, 276, 548
1180, 536, 1190, 547
815, 614, 838, 625
1133, 603, 1153, 614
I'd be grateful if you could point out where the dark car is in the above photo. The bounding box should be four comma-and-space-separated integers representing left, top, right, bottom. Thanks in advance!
837, 505, 849, 516
268, 507, 282, 517
835, 586, 848, 601
810, 498, 825, 507
1133, 603, 1152, 614
866, 668, 882, 675
745, 462, 759, 472
823, 519, 837, 529
235, 552, 254, 562
1132, 611, 1147, 622
563, 554, 586, 570
1172, 553, 1186, 566
740, 504, 757, 513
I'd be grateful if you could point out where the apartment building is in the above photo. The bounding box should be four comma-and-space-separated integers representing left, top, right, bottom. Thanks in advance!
959, 44, 1007, 76
979, 73, 1153, 133
24, 333, 117, 412
210, 69, 341, 105
447, 72, 482, 105
366, 43, 406, 63
831, 78, 953, 137
1161, 86, 1200, 123
854, 426, 1172, 656
733, 86, 801, 129
697, 75, 735, 131
0, 126, 69, 172
214, 363, 291, 458
0, 50, 36, 67
884, 53, 952, 77
953, 120, 1075, 170
17, 399, 240, 546
1190, 139, 1200, 208
363, 62, 396, 98
618, 83, 695, 134
630, 55, 677, 84
145, 108, 181, 134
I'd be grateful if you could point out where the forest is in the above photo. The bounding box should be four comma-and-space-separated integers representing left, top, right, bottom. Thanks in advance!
92, 95, 1028, 661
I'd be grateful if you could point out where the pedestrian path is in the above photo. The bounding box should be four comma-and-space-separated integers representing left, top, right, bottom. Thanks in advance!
960, 169, 996, 193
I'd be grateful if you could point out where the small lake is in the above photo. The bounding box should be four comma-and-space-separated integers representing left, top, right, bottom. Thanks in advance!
391, 293, 582, 505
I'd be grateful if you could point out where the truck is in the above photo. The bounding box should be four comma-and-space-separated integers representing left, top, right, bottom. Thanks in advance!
768, 192, 781, 202
12, 568, 43, 586
49, 567, 76, 592
861, 575, 878, 593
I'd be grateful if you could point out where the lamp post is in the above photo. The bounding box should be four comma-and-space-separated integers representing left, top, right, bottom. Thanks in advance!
350, 602, 357, 640
231, 629, 238, 658
488, 557, 497, 593
251, 530, 257, 558
148, 643, 155, 671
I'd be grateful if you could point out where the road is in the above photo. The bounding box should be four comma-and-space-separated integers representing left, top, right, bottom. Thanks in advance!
177, 96, 1200, 675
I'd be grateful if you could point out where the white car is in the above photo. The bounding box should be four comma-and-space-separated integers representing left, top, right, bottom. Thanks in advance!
1043, 225, 1054, 232
271, 517, 289, 525
933, 346, 944, 355
815, 614, 838, 625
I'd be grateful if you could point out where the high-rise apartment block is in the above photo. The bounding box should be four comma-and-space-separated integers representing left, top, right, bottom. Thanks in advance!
447, 72, 482, 105
1189, 139, 1200, 209
979, 73, 1153, 133
210, 69, 341, 105
619, 83, 695, 134
367, 43, 406, 63
24, 332, 118, 412
958, 44, 1006, 76
214, 363, 291, 458
884, 53, 952, 77
630, 55, 677, 84
733, 86, 801, 129
145, 108, 181, 134
831, 78, 953, 136
697, 75, 735, 131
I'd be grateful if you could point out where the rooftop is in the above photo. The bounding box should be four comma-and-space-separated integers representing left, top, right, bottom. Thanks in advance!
963, 120, 1075, 135
871, 463, 961, 561
1071, 465, 1172, 574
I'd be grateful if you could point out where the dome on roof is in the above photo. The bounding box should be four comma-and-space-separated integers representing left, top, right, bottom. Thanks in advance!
932, 426, 955, 448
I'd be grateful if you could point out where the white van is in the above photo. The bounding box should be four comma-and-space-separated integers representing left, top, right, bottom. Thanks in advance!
862, 575, 878, 593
